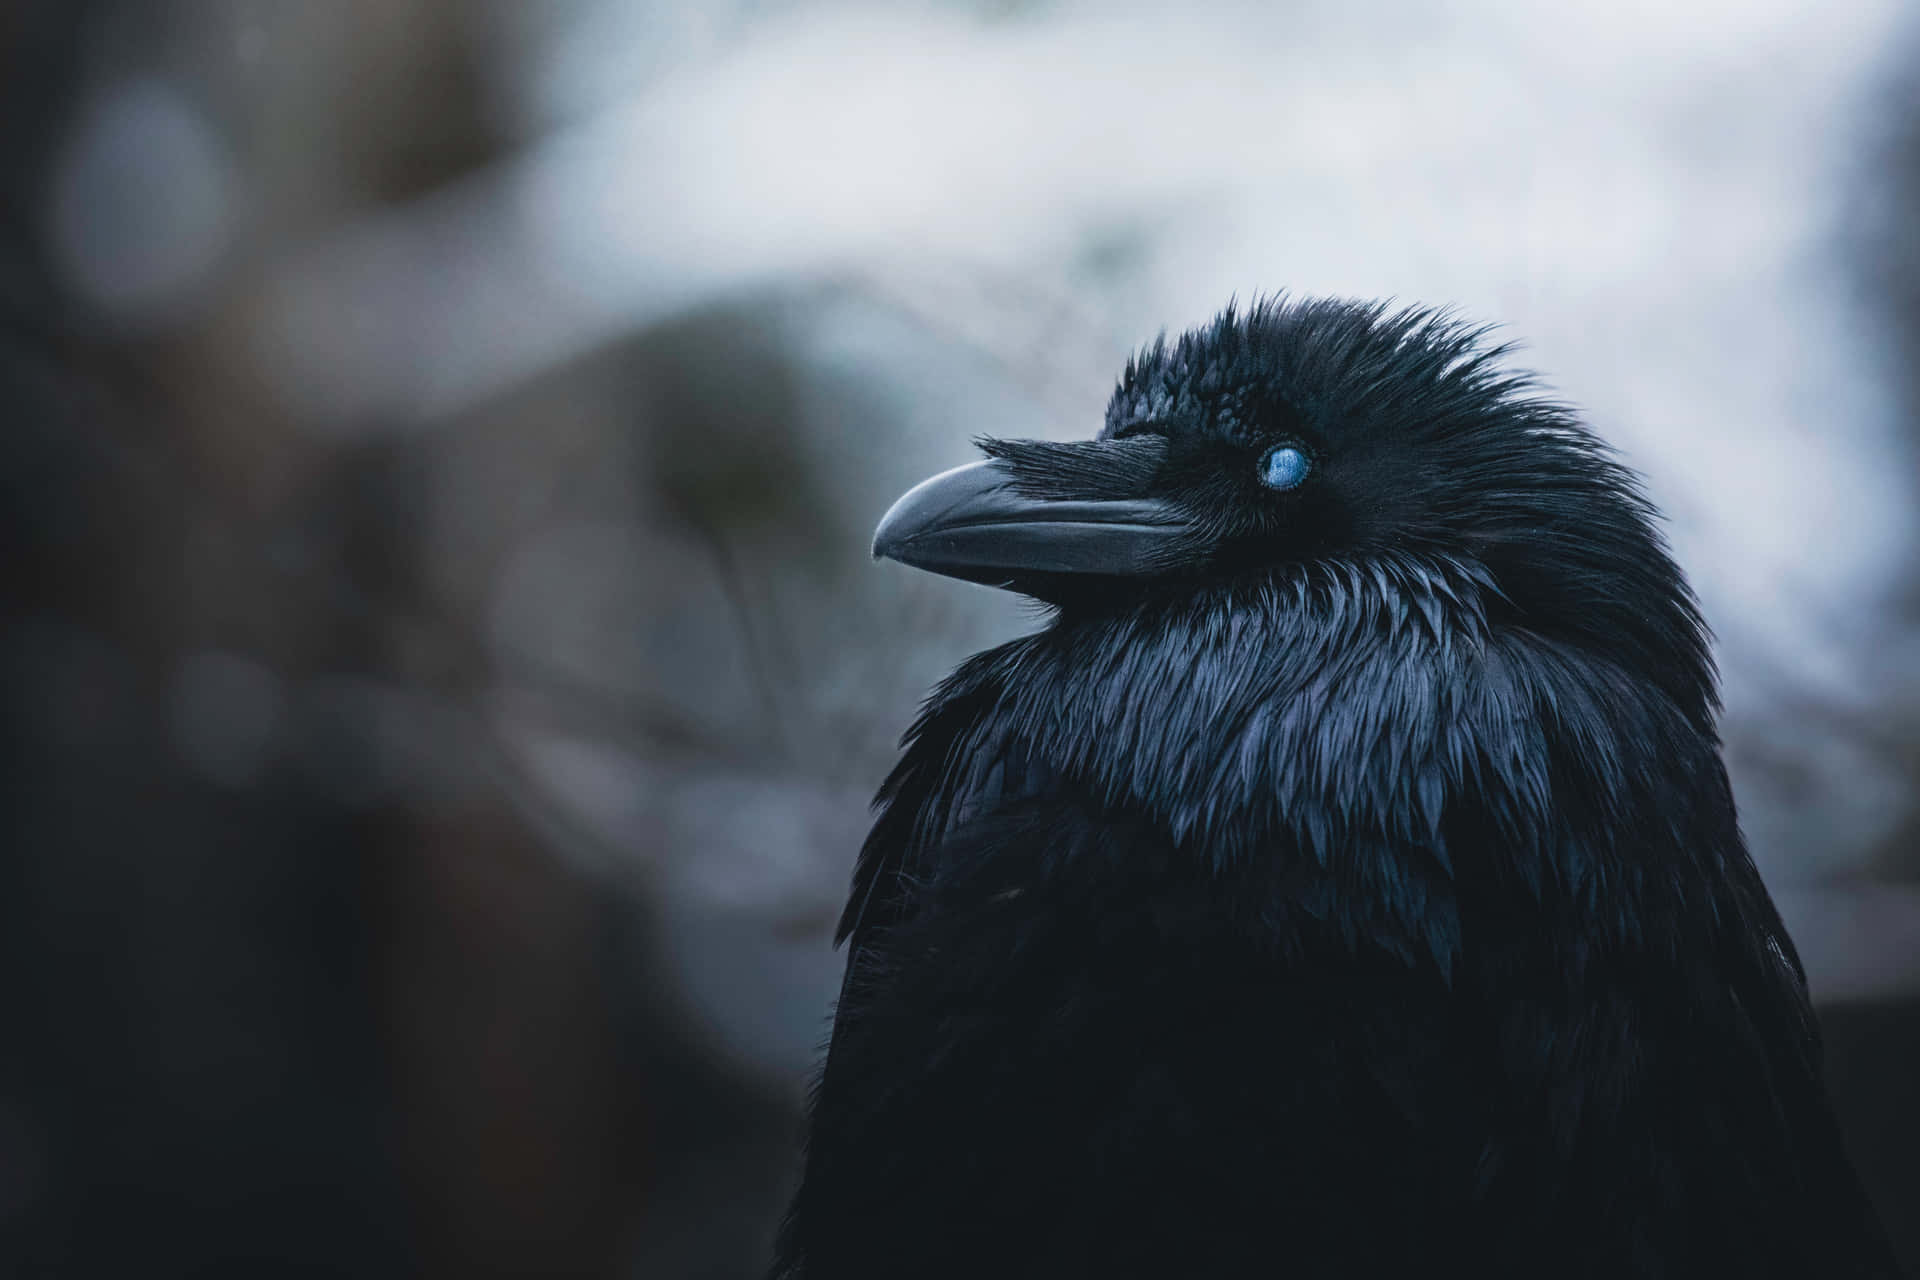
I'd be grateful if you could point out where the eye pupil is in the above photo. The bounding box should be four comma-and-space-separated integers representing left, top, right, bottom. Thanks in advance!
1259, 445, 1310, 490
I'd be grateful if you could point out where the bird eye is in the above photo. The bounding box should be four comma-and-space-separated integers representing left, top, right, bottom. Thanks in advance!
1258, 444, 1311, 490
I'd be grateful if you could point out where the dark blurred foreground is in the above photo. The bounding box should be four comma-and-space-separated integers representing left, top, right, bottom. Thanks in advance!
3, 3, 1918, 1276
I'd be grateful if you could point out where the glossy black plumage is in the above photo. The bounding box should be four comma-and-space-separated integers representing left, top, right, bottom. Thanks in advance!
773, 297, 1901, 1278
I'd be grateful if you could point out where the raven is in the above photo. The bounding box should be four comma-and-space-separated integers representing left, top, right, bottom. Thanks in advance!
773, 297, 1900, 1278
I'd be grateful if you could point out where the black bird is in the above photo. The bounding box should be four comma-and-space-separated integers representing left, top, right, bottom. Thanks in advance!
773, 297, 1900, 1278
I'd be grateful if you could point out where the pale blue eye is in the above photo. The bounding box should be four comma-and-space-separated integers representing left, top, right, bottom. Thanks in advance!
1259, 445, 1311, 490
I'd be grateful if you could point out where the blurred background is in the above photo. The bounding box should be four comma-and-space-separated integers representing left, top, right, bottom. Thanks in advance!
2, 0, 1917, 1275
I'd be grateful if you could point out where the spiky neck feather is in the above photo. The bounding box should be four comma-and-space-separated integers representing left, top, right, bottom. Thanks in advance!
866, 552, 1752, 979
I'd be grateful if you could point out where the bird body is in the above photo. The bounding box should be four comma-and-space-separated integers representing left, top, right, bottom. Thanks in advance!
774, 298, 1899, 1278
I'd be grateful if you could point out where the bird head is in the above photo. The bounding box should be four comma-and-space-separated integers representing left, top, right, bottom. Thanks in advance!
874, 296, 1714, 723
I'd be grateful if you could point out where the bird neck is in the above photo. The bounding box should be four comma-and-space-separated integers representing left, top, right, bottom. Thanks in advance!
917, 552, 1718, 894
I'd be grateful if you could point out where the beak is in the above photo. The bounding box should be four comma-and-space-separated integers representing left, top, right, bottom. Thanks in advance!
872, 458, 1188, 589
